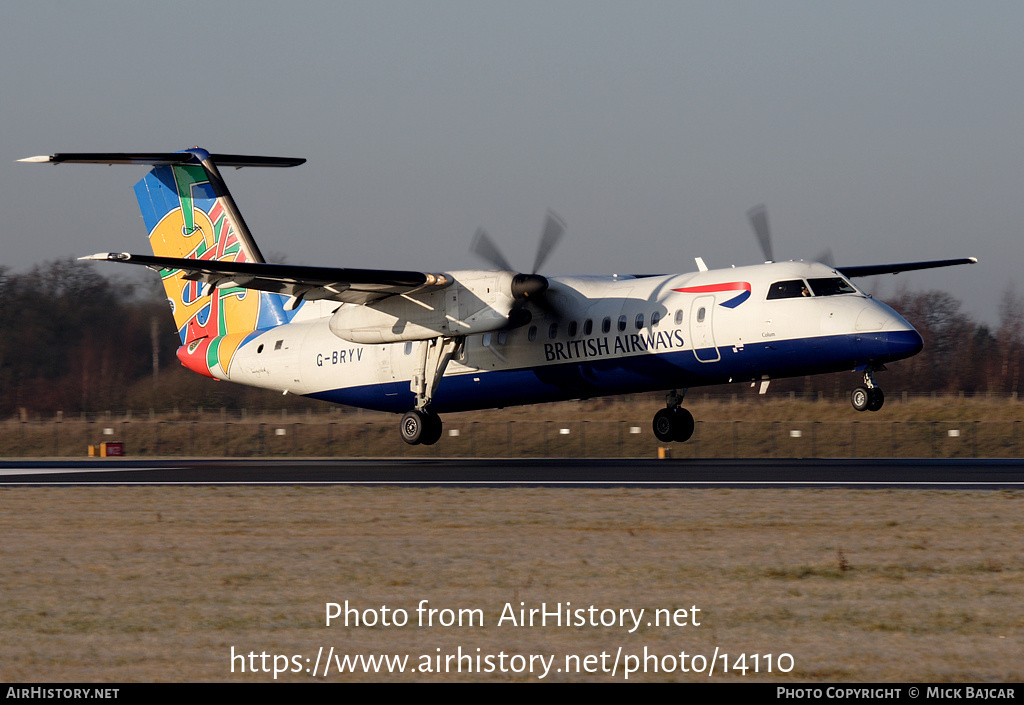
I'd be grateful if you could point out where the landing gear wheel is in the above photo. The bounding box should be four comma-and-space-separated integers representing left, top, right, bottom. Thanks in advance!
420, 411, 443, 445
400, 410, 427, 445
653, 409, 675, 442
672, 407, 695, 442
653, 407, 695, 443
400, 409, 443, 445
866, 387, 884, 412
851, 387, 870, 412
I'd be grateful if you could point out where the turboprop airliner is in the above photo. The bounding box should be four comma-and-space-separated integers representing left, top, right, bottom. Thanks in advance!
21, 148, 976, 445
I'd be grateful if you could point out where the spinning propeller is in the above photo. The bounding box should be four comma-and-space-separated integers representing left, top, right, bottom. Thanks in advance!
471, 211, 566, 323
747, 203, 835, 268
746, 204, 774, 263
745, 203, 975, 284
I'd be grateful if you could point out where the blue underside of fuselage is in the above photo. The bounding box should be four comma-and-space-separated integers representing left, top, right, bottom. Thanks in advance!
306, 330, 923, 414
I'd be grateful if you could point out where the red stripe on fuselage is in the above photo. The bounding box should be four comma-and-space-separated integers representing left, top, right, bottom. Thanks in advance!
672, 281, 751, 294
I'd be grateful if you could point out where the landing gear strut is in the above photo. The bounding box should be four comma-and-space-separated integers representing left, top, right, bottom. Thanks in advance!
851, 368, 885, 412
653, 389, 694, 443
399, 336, 462, 445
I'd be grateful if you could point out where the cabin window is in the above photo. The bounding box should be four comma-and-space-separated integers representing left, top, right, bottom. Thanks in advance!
257, 344, 264, 354
568, 321, 578, 337
674, 309, 683, 326
274, 340, 284, 351
766, 280, 809, 300
497, 331, 507, 345
548, 322, 558, 339
583, 319, 593, 336
602, 317, 612, 334
808, 277, 857, 297
482, 333, 492, 347
697, 307, 706, 323
528, 326, 537, 342
404, 341, 413, 355
635, 313, 644, 329
617, 315, 627, 332
651, 311, 661, 327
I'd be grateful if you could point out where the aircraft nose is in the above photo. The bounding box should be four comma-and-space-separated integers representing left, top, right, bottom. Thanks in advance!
854, 327, 922, 364
882, 328, 924, 361
853, 301, 924, 363
879, 302, 924, 360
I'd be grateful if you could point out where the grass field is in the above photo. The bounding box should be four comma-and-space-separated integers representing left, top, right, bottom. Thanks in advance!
1, 485, 1021, 682
5, 394, 1024, 459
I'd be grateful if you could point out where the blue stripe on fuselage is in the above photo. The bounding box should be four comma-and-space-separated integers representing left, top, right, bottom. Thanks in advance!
305, 329, 922, 413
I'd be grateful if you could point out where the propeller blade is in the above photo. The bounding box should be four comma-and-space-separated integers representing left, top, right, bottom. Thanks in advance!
747, 204, 774, 263
470, 227, 513, 271
470, 211, 567, 324
532, 210, 566, 274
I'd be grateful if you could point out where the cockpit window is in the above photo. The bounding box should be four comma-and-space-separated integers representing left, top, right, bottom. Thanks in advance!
808, 277, 857, 297
766, 280, 809, 300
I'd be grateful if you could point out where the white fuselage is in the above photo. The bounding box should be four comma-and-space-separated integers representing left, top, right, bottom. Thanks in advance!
223, 261, 922, 413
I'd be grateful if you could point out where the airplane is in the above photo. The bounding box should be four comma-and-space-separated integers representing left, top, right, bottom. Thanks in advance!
20, 148, 976, 446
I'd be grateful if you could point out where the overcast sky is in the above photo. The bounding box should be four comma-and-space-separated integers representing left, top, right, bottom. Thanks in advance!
2, 1, 1020, 326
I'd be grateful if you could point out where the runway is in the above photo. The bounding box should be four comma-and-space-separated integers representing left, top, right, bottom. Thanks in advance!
2, 457, 1024, 488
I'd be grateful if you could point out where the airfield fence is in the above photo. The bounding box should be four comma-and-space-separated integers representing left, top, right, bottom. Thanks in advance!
1, 417, 1022, 459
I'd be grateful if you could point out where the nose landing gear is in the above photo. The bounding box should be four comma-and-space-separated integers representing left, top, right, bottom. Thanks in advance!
653, 389, 695, 442
851, 369, 885, 412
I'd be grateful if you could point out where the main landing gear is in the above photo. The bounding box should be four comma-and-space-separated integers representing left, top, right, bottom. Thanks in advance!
653, 389, 695, 443
399, 336, 462, 446
851, 368, 885, 412
400, 409, 443, 445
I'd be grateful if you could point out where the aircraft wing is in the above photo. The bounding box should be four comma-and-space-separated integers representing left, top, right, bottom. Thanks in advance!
837, 257, 977, 278
80, 252, 451, 306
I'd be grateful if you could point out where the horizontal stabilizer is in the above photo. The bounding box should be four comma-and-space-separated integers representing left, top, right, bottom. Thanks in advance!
80, 252, 451, 306
838, 257, 977, 278
19, 152, 305, 168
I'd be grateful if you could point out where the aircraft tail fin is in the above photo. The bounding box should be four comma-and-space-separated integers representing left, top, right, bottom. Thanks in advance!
139, 149, 303, 376
25, 148, 305, 377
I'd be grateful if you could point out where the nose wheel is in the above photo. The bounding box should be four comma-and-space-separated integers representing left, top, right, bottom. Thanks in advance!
851, 387, 884, 412
851, 369, 884, 412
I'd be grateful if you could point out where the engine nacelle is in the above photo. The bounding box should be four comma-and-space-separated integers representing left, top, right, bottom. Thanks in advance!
329, 270, 522, 343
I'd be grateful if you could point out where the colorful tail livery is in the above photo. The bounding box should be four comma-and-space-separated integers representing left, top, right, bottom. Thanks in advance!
135, 150, 298, 377
25, 149, 305, 377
